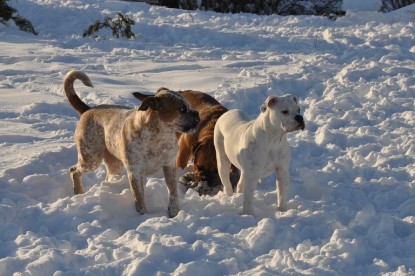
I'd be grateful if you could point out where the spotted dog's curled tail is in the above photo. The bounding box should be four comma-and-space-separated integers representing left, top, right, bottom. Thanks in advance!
63, 70, 93, 115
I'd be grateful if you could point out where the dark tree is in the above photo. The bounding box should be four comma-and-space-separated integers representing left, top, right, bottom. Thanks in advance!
380, 0, 415, 11
160, 0, 180, 8
0, 0, 38, 35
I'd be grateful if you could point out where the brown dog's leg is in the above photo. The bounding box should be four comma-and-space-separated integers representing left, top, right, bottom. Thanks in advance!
176, 148, 191, 169
176, 136, 192, 169
163, 166, 180, 218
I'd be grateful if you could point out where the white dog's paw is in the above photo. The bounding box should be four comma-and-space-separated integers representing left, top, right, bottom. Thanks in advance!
222, 182, 235, 196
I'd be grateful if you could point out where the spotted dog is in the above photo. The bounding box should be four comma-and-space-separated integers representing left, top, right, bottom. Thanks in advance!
64, 71, 199, 217
214, 95, 305, 215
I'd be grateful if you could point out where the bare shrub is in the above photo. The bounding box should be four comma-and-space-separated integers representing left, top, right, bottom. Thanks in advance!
83, 12, 136, 39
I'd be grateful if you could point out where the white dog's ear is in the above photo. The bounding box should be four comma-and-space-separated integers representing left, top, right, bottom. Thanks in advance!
292, 96, 298, 104
267, 96, 278, 108
261, 96, 278, 112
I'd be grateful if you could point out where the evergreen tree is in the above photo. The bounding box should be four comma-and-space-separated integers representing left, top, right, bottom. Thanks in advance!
0, 0, 38, 35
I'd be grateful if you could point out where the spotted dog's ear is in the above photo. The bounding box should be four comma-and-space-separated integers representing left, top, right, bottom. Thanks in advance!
293, 96, 298, 104
139, 97, 161, 111
133, 92, 161, 111
132, 92, 153, 102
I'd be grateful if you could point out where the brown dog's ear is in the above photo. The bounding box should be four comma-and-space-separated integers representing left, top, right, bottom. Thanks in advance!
156, 87, 170, 94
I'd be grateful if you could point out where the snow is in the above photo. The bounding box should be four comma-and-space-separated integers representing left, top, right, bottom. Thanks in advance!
1, 0, 415, 275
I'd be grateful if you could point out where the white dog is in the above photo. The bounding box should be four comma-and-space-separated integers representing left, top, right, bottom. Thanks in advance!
214, 95, 305, 215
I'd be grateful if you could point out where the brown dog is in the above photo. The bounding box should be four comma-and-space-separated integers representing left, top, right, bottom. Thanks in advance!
64, 71, 199, 217
176, 90, 238, 195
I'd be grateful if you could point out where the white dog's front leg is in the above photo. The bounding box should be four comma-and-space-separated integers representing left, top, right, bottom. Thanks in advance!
163, 166, 180, 218
276, 168, 289, 212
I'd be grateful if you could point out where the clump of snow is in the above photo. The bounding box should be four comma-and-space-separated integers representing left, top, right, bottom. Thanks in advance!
1, 1, 415, 275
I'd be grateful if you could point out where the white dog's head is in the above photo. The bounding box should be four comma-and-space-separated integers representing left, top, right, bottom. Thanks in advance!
260, 94, 305, 132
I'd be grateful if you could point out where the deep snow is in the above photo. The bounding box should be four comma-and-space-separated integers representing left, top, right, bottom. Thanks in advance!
0, 1, 414, 275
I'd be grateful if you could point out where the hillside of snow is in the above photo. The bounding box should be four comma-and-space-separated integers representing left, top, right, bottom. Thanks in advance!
0, 1, 414, 275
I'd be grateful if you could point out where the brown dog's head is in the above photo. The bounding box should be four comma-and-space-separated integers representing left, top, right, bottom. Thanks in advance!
133, 88, 199, 133
192, 136, 222, 187
192, 137, 239, 194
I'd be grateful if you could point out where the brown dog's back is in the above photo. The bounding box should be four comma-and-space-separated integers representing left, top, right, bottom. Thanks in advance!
179, 90, 222, 109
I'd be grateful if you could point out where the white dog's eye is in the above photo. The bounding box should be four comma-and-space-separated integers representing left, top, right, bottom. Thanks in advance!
282, 110, 289, 115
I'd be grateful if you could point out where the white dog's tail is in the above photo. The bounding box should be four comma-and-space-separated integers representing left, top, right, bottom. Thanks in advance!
63, 70, 93, 115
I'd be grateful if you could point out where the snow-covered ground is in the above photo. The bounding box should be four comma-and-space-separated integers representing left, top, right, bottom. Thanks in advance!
1, 1, 414, 275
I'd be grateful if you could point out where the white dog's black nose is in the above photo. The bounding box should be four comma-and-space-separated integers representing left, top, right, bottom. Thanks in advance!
295, 115, 305, 130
